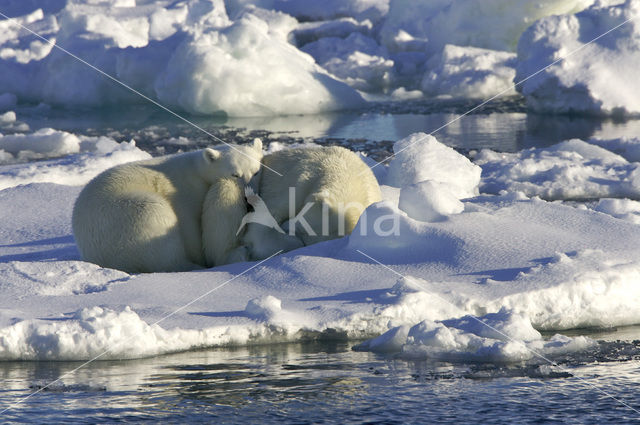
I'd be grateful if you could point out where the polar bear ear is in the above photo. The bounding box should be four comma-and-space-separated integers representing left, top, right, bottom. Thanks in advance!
203, 148, 221, 162
252, 138, 263, 151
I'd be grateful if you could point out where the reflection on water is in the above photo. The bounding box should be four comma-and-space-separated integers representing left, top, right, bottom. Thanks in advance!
11, 102, 640, 155
2, 329, 640, 424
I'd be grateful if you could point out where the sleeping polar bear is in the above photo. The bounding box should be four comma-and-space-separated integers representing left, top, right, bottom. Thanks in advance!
202, 146, 382, 266
72, 140, 263, 273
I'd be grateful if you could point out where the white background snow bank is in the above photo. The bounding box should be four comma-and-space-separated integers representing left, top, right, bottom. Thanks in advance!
1, 132, 640, 360
476, 138, 640, 200
0, 0, 364, 116
0, 130, 150, 190
0, 0, 613, 110
516, 0, 640, 116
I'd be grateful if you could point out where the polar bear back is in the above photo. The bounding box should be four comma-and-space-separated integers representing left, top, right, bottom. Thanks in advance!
73, 142, 263, 273
259, 146, 382, 228
239, 146, 382, 259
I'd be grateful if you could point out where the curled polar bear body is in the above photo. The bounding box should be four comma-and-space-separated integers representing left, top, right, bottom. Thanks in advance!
203, 146, 382, 264
72, 141, 263, 273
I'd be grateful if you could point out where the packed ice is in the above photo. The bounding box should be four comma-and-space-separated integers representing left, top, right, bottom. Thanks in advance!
6, 0, 640, 112
0, 128, 639, 361
516, 0, 640, 116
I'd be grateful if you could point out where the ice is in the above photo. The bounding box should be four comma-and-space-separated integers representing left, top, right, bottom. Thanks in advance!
155, 11, 364, 116
0, 1, 364, 116
0, 128, 81, 162
421, 45, 517, 99
0, 133, 150, 190
300, 32, 393, 93
588, 136, 640, 162
2, 131, 640, 361
227, 0, 390, 23
0, 0, 607, 110
476, 138, 640, 200
386, 133, 481, 198
355, 309, 597, 363
515, 0, 640, 116
293, 17, 373, 47
594, 198, 640, 224
398, 181, 464, 222
380, 0, 593, 56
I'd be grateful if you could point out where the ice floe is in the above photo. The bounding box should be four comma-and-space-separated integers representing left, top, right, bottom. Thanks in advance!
1, 131, 639, 361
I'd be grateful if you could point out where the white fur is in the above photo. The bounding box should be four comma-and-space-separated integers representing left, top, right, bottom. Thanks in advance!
202, 146, 382, 264
72, 140, 263, 273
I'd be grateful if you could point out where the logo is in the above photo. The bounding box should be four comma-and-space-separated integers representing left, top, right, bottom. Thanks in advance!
236, 186, 400, 237
236, 187, 285, 236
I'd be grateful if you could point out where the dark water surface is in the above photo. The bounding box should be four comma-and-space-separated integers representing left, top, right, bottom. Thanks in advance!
12, 98, 640, 159
2, 331, 640, 424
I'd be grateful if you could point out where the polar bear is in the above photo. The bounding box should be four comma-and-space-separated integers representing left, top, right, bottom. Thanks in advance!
72, 140, 263, 273
202, 146, 382, 265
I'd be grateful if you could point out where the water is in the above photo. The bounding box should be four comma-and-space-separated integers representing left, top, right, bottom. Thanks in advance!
13, 98, 640, 158
2, 330, 640, 424
4, 99, 640, 423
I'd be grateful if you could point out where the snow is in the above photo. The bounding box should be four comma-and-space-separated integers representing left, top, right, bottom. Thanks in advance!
475, 138, 640, 200
515, 0, 640, 116
0, 0, 364, 116
588, 136, 640, 162
0, 0, 611, 111
2, 0, 640, 363
354, 308, 597, 362
594, 198, 640, 224
1, 130, 640, 361
379, 0, 593, 56
386, 133, 481, 198
421, 45, 517, 99
0, 130, 150, 190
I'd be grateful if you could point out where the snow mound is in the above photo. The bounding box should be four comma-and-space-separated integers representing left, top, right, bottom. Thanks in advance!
421, 44, 516, 99
386, 132, 481, 199
0, 306, 258, 360
0, 1, 364, 116
380, 0, 593, 55
588, 136, 640, 162
355, 308, 597, 363
348, 201, 466, 264
301, 32, 393, 93
0, 128, 80, 162
155, 12, 364, 116
0, 134, 150, 190
245, 295, 282, 319
398, 180, 464, 222
515, 0, 640, 116
476, 138, 640, 200
594, 198, 640, 224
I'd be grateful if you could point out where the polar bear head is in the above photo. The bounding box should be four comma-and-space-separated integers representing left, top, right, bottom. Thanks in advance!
201, 138, 263, 184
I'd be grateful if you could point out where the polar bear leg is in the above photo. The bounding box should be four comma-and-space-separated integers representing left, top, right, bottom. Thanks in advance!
243, 223, 304, 260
